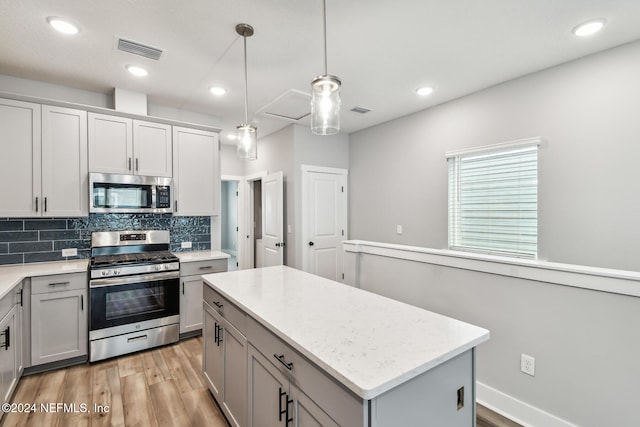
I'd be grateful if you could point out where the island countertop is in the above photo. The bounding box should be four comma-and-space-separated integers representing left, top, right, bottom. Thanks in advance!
202, 265, 489, 400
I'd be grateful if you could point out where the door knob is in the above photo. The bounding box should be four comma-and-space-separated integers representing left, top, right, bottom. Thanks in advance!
308, 241, 314, 246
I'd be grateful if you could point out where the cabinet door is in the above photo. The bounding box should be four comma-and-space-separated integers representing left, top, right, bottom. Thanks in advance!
88, 113, 133, 174
292, 387, 339, 427
31, 289, 87, 365
0, 99, 41, 217
133, 120, 172, 177
203, 303, 224, 401
222, 320, 247, 427
180, 276, 203, 334
0, 306, 17, 405
173, 127, 219, 216
41, 105, 88, 216
248, 345, 290, 427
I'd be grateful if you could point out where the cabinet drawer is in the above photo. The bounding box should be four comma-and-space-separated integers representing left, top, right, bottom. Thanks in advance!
203, 285, 246, 335
31, 272, 87, 294
180, 259, 227, 276
247, 317, 364, 426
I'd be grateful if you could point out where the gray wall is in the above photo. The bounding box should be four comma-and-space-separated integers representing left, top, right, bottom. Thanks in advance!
347, 40, 640, 426
350, 39, 640, 272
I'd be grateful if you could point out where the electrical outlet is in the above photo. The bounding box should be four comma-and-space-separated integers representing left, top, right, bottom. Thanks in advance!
181, 241, 192, 249
521, 354, 535, 376
396, 224, 403, 235
61, 248, 77, 257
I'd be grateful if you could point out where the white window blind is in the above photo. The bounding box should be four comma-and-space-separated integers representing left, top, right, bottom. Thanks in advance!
447, 141, 538, 258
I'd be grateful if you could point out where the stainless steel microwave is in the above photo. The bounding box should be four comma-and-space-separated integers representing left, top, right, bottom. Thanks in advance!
89, 173, 173, 214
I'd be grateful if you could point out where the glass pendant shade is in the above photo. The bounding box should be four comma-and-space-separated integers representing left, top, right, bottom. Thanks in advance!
236, 124, 257, 160
310, 75, 341, 135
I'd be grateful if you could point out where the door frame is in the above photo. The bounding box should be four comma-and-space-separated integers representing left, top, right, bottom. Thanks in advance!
221, 175, 244, 270
301, 165, 348, 278
243, 171, 268, 269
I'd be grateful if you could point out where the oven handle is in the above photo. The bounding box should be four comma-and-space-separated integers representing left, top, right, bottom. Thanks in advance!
89, 271, 179, 287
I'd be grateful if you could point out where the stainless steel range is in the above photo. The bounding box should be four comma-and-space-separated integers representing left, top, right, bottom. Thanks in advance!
89, 230, 180, 362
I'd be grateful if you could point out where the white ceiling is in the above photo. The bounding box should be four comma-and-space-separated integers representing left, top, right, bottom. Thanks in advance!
1, 0, 640, 144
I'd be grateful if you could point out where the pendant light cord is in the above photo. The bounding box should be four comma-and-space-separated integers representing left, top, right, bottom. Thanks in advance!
322, 0, 328, 75
243, 33, 249, 124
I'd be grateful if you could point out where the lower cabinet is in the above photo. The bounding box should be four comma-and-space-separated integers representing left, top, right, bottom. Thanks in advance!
0, 281, 23, 411
180, 258, 227, 335
30, 273, 87, 366
203, 301, 247, 427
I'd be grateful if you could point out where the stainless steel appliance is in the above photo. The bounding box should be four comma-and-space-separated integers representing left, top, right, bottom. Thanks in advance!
89, 173, 172, 214
89, 230, 180, 362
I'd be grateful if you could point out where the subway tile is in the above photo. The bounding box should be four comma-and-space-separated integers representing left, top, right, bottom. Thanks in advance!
0, 220, 24, 232
0, 243, 7, 254
0, 231, 39, 243
24, 219, 67, 230
0, 254, 23, 265
24, 251, 64, 263
39, 230, 81, 240
54, 240, 90, 251
9, 241, 53, 253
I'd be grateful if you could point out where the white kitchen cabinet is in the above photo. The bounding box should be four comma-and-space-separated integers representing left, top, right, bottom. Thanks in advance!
0, 99, 41, 217
88, 113, 172, 177
41, 105, 88, 216
0, 100, 87, 217
247, 344, 289, 426
30, 273, 87, 366
203, 285, 247, 427
0, 281, 24, 410
0, 305, 17, 406
172, 126, 220, 216
180, 259, 227, 335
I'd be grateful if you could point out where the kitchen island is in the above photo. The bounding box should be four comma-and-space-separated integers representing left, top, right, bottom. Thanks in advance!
202, 266, 489, 426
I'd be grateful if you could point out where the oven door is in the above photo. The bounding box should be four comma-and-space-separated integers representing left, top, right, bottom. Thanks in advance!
89, 271, 179, 333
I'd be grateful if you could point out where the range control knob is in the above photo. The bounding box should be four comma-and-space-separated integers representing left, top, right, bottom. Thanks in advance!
155, 264, 163, 271
101, 270, 110, 276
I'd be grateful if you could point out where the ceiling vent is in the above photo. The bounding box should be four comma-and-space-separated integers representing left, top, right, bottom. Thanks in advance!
257, 89, 311, 122
350, 106, 372, 114
116, 37, 163, 60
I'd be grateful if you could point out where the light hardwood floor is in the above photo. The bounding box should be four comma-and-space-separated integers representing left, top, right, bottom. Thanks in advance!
2, 337, 520, 427
1, 336, 227, 427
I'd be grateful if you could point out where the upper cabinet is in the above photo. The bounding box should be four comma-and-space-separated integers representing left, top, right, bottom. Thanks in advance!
173, 126, 220, 216
88, 113, 172, 177
0, 99, 87, 217
42, 105, 88, 217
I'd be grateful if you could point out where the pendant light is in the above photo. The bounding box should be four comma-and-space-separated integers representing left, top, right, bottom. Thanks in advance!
236, 23, 257, 160
310, 0, 341, 135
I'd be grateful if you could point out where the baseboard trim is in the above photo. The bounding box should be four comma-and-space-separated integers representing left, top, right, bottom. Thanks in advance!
477, 382, 577, 427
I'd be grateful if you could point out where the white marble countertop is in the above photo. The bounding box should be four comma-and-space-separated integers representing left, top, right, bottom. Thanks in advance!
202, 265, 490, 400
173, 250, 230, 263
0, 260, 88, 300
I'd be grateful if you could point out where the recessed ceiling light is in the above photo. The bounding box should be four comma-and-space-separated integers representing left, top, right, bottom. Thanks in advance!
572, 19, 606, 37
416, 87, 434, 97
209, 86, 227, 96
126, 65, 148, 77
47, 17, 79, 35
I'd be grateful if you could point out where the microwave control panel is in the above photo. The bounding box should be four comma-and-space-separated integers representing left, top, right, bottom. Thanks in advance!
157, 186, 171, 208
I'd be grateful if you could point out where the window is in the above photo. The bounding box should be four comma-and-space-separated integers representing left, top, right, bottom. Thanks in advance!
447, 138, 539, 258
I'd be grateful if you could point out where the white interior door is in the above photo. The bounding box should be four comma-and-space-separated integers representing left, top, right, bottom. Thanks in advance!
302, 166, 348, 281
262, 171, 284, 266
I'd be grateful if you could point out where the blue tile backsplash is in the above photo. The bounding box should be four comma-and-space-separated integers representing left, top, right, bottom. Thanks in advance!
0, 214, 211, 265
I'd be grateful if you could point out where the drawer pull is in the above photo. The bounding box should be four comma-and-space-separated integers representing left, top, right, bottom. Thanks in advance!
127, 334, 148, 343
199, 265, 214, 270
2, 326, 9, 350
49, 281, 70, 287
274, 354, 293, 371
212, 301, 224, 309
